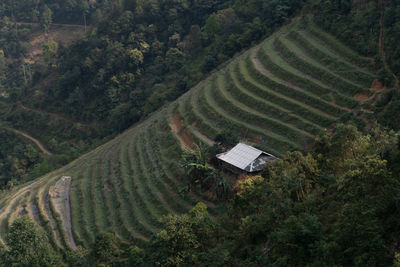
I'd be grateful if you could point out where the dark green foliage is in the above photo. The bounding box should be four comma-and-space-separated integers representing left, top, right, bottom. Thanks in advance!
145, 203, 224, 266
92, 232, 122, 265
1, 216, 62, 266
311, 0, 400, 83
215, 130, 238, 147
0, 128, 47, 187
338, 112, 366, 130
135, 125, 400, 266
379, 100, 400, 130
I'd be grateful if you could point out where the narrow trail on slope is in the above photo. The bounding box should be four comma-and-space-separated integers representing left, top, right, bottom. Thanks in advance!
192, 129, 215, 146
0, 19, 87, 28
18, 102, 90, 126
169, 113, 194, 152
12, 129, 53, 156
379, 1, 400, 90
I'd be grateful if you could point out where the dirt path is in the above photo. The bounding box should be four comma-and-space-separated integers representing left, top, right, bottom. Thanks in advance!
18, 102, 90, 125
0, 19, 87, 28
355, 78, 387, 105
192, 129, 215, 146
13, 129, 53, 156
49, 176, 77, 250
379, 1, 400, 90
169, 113, 194, 151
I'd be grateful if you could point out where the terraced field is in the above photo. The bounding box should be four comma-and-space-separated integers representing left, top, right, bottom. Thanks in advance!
0, 19, 376, 250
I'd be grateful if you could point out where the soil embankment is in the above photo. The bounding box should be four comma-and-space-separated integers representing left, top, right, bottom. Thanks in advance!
49, 176, 77, 250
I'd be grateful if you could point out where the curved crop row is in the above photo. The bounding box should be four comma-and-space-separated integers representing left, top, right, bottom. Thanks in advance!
256, 46, 358, 109
235, 61, 335, 128
305, 20, 373, 68
273, 37, 364, 95
287, 30, 374, 86
226, 67, 322, 135
245, 56, 344, 118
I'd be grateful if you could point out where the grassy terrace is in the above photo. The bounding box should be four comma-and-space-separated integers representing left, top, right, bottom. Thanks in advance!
0, 18, 375, 250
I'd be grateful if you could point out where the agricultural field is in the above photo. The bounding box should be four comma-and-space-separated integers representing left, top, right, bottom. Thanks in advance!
0, 19, 377, 250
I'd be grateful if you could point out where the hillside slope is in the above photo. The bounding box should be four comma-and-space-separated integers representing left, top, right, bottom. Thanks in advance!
0, 19, 377, 249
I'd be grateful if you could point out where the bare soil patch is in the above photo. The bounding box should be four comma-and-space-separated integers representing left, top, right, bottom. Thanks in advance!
355, 79, 388, 105
169, 113, 194, 151
370, 78, 386, 93
25, 24, 86, 64
49, 176, 77, 250
181, 130, 194, 149
170, 113, 182, 133
354, 93, 370, 104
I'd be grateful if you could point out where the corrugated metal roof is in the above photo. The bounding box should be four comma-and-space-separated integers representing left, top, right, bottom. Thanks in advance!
216, 143, 264, 170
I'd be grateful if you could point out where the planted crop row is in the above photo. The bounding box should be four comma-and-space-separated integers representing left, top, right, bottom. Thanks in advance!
125, 137, 161, 232
203, 79, 292, 155
193, 85, 234, 134
119, 140, 156, 238
256, 46, 358, 109
273, 37, 364, 95
69, 173, 87, 247
179, 93, 218, 140
245, 56, 344, 118
127, 138, 163, 229
88, 164, 108, 237
234, 61, 335, 128
190, 87, 223, 136
151, 119, 198, 206
106, 143, 139, 241
142, 126, 190, 213
80, 166, 97, 243
287, 30, 374, 86
69, 170, 93, 246
226, 68, 322, 135
215, 74, 309, 147
136, 133, 174, 216
33, 187, 65, 248
305, 21, 373, 68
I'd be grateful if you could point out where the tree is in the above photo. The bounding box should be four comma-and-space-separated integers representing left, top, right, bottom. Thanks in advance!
270, 213, 324, 266
128, 48, 144, 67
4, 216, 61, 266
93, 232, 122, 265
42, 41, 58, 66
40, 5, 53, 33
146, 203, 221, 266
181, 144, 217, 190
165, 47, 185, 71
203, 14, 221, 41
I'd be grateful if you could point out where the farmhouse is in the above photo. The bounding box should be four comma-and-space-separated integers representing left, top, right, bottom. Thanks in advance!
216, 143, 278, 173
